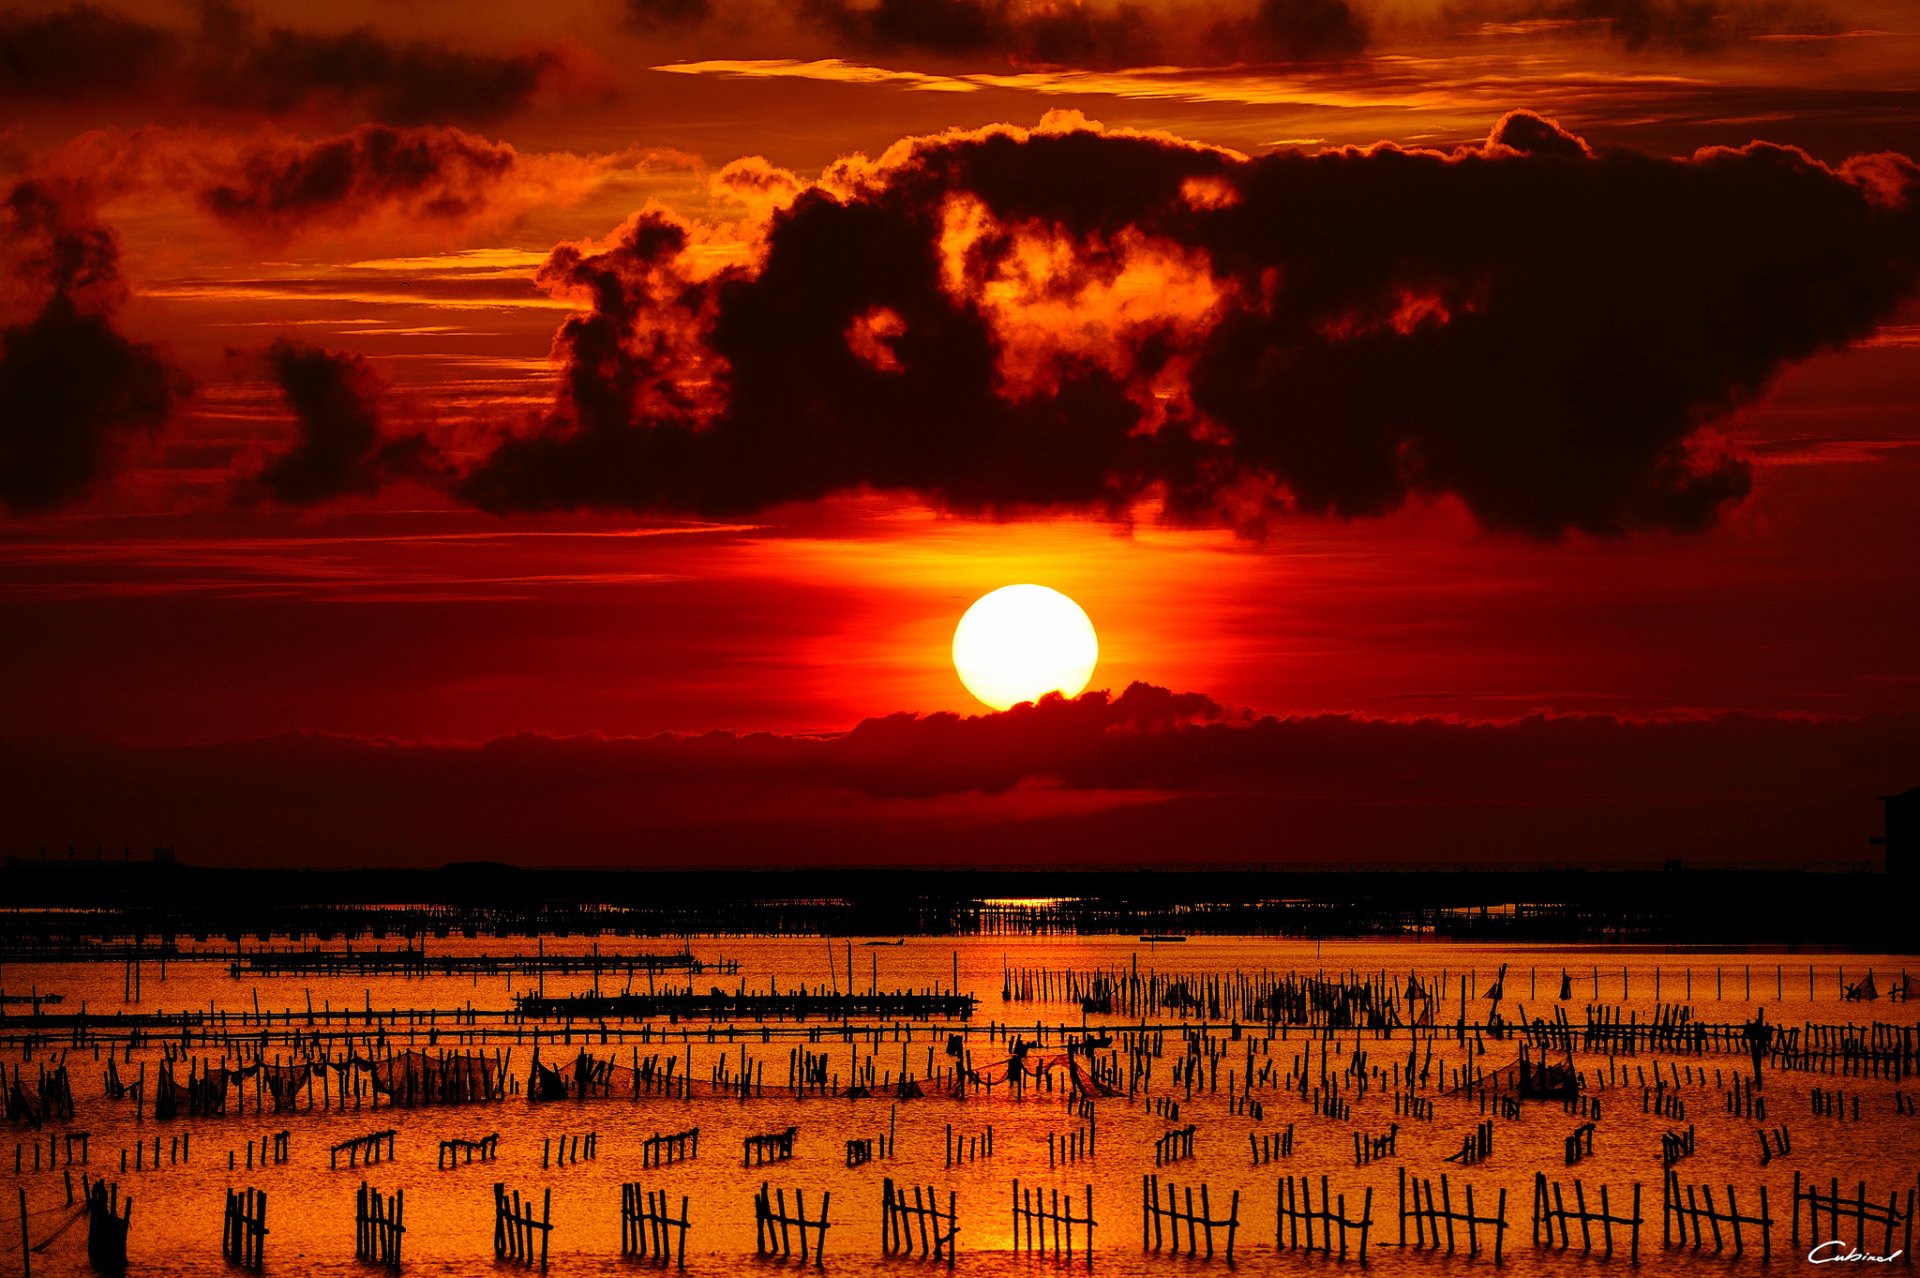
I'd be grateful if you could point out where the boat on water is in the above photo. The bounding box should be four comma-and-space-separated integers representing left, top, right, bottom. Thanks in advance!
1138, 934, 1186, 943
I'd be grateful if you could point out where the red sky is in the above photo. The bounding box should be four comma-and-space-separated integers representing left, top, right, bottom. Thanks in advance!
3, 0, 1918, 866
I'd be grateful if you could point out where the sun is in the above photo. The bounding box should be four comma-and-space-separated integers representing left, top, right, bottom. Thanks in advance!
952, 584, 1099, 711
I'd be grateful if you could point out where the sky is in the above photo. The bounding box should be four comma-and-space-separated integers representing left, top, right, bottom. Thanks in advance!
3, 0, 1918, 868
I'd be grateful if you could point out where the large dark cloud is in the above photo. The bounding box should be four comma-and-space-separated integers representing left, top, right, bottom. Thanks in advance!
198, 125, 518, 237
0, 1, 574, 125
5, 684, 1914, 867
776, 0, 1370, 67
462, 114, 1920, 537
0, 180, 188, 512
659, 0, 1813, 66
656, 0, 1812, 66
1205, 0, 1369, 62
797, 0, 1167, 67
242, 338, 439, 506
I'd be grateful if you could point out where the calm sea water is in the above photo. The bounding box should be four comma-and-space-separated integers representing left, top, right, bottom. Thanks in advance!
5, 936, 1916, 1275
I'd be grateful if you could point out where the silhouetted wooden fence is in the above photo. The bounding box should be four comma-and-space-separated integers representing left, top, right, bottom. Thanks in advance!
15, 1130, 92, 1174
353, 1182, 404, 1271
1446, 1120, 1494, 1165
745, 1126, 797, 1166
1011, 1179, 1095, 1262
493, 1183, 553, 1271
1532, 1173, 1640, 1260
1660, 1125, 1696, 1168
621, 1184, 689, 1268
1142, 1175, 1238, 1260
1645, 1085, 1686, 1119
1726, 1075, 1765, 1118
881, 1178, 957, 1265
1049, 1120, 1094, 1167
1397, 1168, 1508, 1262
234, 946, 716, 978
755, 1182, 831, 1265
1791, 1172, 1913, 1265
1251, 1124, 1294, 1164
1664, 1169, 1772, 1260
438, 1133, 498, 1168
515, 989, 974, 1022
1812, 1087, 1860, 1120
1564, 1122, 1595, 1165
1276, 1174, 1373, 1262
1758, 1125, 1791, 1165
330, 1129, 395, 1169
221, 1187, 268, 1271
642, 1127, 698, 1168
1355, 1122, 1398, 1166
945, 1124, 992, 1166
847, 1107, 897, 1166
1152, 1124, 1196, 1165
543, 1131, 595, 1167
114, 1133, 188, 1174
230, 1130, 287, 1171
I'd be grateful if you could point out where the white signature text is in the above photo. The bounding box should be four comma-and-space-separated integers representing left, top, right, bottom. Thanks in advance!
1809, 1241, 1905, 1264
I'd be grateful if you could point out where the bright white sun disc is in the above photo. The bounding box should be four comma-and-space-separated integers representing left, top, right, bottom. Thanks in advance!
952, 584, 1098, 711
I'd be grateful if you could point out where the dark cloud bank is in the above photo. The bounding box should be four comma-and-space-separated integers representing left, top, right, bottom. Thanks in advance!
631, 0, 1829, 63
0, 1, 574, 124
0, 180, 188, 511
198, 125, 518, 237
240, 338, 440, 506
6, 684, 1914, 867
0, 183, 436, 512
462, 112, 1920, 537
6, 114, 1917, 530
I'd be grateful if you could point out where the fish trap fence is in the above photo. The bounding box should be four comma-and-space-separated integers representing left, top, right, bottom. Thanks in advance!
745, 1125, 798, 1166
1250, 1123, 1294, 1165
329, 1129, 396, 1169
754, 1181, 832, 1266
1276, 1174, 1373, 1263
1396, 1167, 1509, 1263
621, 1183, 690, 1269
353, 1182, 405, 1271
438, 1132, 498, 1168
1532, 1172, 1641, 1260
220, 1186, 268, 1271
1142, 1174, 1239, 1261
1011, 1179, 1095, 1262
881, 1177, 958, 1265
641, 1126, 697, 1167
1663, 1169, 1773, 1260
493, 1183, 553, 1271
1791, 1171, 1913, 1266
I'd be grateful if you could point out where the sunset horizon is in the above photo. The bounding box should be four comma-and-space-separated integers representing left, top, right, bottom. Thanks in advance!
4, 9, 1919, 1271
6, 8, 1919, 867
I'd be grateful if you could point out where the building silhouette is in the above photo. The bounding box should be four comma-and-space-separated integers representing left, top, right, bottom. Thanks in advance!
1871, 786, 1918, 878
